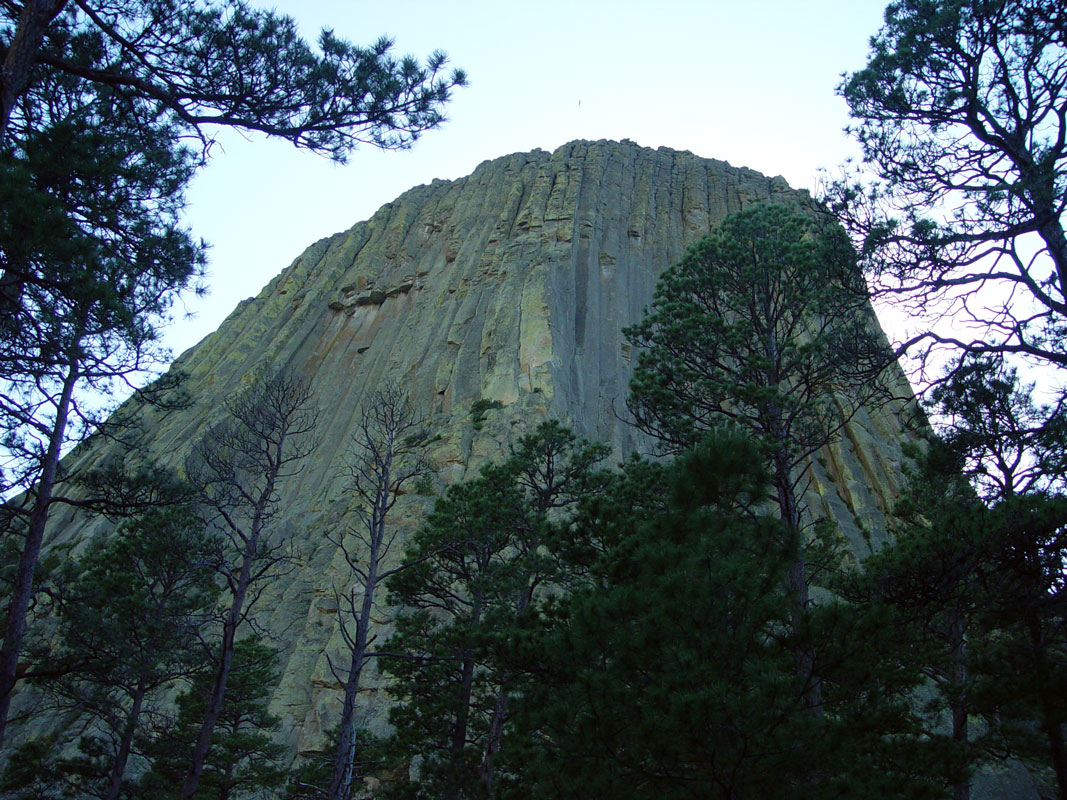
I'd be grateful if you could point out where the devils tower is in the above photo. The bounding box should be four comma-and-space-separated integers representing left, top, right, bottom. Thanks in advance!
42, 139, 917, 756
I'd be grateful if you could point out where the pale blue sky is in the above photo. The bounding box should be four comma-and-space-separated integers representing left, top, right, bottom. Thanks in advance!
168, 0, 891, 356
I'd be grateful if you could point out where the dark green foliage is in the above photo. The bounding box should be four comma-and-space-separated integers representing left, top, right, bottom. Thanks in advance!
0, 0, 467, 157
845, 446, 981, 799
925, 356, 1067, 787
0, 53, 205, 478
626, 202, 886, 459
0, 81, 206, 688
855, 359, 1067, 799
929, 355, 1067, 500
376, 425, 953, 800
469, 399, 504, 430
1, 0, 465, 363
968, 497, 1067, 787
0, 734, 90, 800
626, 202, 890, 715
859, 449, 1067, 797
509, 431, 953, 800
5, 507, 220, 799
136, 635, 288, 800
512, 432, 810, 800
0, 22, 208, 753
830, 0, 1067, 370
546, 452, 672, 579
0, 102, 201, 387
51, 506, 219, 676
380, 421, 610, 800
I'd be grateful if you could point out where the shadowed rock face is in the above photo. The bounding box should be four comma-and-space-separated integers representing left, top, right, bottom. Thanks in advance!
45, 139, 918, 755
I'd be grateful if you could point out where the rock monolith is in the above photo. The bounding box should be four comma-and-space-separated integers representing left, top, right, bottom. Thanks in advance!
43, 139, 919, 755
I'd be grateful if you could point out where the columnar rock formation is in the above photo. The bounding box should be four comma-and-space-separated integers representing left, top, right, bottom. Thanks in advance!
47, 139, 918, 755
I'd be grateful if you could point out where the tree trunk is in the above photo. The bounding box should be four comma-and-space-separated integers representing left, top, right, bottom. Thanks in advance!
445, 600, 482, 800
180, 411, 288, 800
760, 315, 823, 716
179, 528, 260, 800
1032, 179, 1067, 305
0, 0, 68, 137
104, 678, 148, 800
1042, 700, 1067, 800
772, 444, 823, 716
479, 687, 508, 795
948, 610, 970, 800
328, 449, 394, 800
479, 584, 533, 793
326, 574, 376, 800
1027, 610, 1067, 800
179, 608, 239, 800
0, 357, 79, 749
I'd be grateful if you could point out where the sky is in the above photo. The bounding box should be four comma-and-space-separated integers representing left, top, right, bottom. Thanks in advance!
166, 0, 893, 358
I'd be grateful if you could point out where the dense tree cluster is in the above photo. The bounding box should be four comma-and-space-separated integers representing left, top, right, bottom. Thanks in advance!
822, 4, 1067, 790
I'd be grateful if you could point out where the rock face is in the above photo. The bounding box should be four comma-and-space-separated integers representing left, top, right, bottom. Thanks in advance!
48, 139, 919, 756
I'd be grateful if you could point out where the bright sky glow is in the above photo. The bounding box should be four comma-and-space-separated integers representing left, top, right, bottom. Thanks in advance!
167, 0, 891, 358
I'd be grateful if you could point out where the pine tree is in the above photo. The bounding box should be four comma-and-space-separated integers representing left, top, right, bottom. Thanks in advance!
513, 431, 810, 800
626, 201, 889, 712
136, 635, 288, 800
858, 359, 1067, 799
0, 1, 467, 154
28, 506, 219, 800
510, 431, 951, 800
0, 87, 204, 748
848, 442, 983, 800
324, 385, 430, 800
180, 371, 318, 800
924, 355, 1067, 795
380, 422, 609, 800
830, 0, 1067, 372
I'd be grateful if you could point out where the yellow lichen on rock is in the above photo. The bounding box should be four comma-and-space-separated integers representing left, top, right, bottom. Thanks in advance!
519, 264, 553, 398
